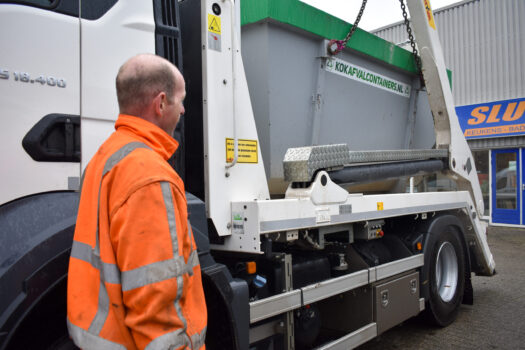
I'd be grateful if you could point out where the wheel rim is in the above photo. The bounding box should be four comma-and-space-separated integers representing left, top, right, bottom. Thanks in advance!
435, 241, 458, 302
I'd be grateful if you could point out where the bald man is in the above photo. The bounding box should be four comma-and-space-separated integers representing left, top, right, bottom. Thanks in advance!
67, 54, 207, 350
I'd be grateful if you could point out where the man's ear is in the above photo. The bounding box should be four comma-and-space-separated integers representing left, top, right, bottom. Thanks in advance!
153, 92, 167, 117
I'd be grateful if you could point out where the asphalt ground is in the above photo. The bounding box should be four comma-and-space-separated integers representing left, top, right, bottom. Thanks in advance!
357, 226, 525, 350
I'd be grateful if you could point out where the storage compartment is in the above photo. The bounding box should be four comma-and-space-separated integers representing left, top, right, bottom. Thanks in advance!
260, 254, 331, 295
374, 271, 420, 334
318, 286, 373, 336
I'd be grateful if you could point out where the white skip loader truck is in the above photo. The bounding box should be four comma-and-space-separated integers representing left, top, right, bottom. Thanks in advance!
0, 0, 495, 349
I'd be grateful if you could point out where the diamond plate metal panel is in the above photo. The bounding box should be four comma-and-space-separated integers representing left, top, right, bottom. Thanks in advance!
346, 149, 448, 163
283, 144, 350, 182
283, 144, 448, 182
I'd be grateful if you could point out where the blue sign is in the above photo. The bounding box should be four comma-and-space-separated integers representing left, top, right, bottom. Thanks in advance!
456, 97, 525, 139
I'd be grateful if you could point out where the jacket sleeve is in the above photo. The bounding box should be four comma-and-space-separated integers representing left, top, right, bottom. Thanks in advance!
110, 180, 193, 350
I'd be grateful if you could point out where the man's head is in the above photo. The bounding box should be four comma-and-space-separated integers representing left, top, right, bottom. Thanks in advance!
116, 54, 185, 136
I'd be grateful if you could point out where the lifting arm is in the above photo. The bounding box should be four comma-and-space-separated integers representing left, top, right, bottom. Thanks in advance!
406, 0, 485, 218
406, 0, 495, 275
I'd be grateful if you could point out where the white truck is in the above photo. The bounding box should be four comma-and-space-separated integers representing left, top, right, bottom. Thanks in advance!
0, 0, 495, 349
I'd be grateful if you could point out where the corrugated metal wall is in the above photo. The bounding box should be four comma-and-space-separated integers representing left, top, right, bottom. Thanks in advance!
373, 0, 525, 106
468, 135, 525, 150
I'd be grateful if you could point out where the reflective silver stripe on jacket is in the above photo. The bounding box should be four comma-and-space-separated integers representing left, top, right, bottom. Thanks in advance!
144, 328, 188, 350
191, 326, 207, 350
71, 238, 200, 291
70, 241, 121, 284
121, 258, 184, 292
160, 181, 191, 348
143, 325, 207, 350
68, 318, 126, 350
186, 222, 195, 276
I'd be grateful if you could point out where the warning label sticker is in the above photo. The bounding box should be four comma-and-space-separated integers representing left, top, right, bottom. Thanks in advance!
208, 14, 221, 34
424, 0, 436, 29
226, 138, 258, 164
232, 212, 244, 234
207, 14, 221, 51
208, 32, 221, 51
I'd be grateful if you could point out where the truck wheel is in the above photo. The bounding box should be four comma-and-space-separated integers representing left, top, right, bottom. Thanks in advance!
424, 226, 465, 326
0, 192, 78, 350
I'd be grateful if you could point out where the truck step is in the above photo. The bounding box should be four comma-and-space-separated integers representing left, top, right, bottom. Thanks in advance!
315, 322, 377, 350
283, 144, 448, 182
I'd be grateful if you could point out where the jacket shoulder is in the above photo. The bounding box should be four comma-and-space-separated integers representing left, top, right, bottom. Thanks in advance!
113, 147, 180, 187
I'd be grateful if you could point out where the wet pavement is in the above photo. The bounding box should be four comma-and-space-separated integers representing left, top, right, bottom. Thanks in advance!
357, 226, 525, 350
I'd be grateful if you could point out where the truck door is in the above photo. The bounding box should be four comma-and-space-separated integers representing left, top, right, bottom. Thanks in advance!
79, 0, 157, 170
0, 1, 80, 204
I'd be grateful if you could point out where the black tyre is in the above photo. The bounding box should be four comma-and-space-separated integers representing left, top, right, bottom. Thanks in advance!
424, 226, 465, 326
0, 192, 78, 350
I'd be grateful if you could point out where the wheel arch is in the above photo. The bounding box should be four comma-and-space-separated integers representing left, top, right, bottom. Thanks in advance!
419, 212, 472, 303
0, 191, 79, 350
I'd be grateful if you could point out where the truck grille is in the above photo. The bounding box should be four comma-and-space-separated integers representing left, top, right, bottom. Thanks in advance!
153, 0, 183, 72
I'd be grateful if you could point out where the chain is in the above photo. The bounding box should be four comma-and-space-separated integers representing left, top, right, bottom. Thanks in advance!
327, 0, 367, 55
399, 0, 424, 84
342, 0, 367, 45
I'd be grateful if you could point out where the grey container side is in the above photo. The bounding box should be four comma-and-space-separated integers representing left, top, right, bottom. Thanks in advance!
242, 19, 435, 194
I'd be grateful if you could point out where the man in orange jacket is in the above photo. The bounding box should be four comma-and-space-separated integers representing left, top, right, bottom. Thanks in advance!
67, 54, 207, 350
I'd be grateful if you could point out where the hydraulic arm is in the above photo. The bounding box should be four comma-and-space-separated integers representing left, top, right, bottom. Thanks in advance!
406, 0, 494, 274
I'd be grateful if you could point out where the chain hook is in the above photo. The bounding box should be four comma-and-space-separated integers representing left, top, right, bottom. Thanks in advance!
327, 0, 367, 56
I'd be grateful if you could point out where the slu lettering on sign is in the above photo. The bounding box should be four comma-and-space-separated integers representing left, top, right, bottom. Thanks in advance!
456, 97, 525, 139
325, 57, 411, 98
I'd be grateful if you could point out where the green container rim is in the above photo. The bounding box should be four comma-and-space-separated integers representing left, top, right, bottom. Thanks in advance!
240, 0, 419, 74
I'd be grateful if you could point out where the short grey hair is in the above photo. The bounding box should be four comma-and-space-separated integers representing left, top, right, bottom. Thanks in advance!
116, 55, 176, 113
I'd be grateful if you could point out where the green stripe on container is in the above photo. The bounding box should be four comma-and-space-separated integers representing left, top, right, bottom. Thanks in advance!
241, 0, 418, 74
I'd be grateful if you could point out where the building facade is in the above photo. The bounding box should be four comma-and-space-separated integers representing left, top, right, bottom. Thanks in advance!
374, 0, 525, 226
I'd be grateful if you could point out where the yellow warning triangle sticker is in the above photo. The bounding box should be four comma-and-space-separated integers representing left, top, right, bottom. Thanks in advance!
208, 14, 221, 34
209, 18, 219, 31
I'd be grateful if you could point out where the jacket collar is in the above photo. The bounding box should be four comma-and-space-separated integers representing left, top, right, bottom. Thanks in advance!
115, 114, 179, 160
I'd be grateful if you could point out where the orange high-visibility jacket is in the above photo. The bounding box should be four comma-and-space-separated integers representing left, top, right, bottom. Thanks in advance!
67, 114, 207, 350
